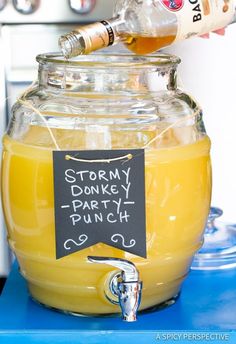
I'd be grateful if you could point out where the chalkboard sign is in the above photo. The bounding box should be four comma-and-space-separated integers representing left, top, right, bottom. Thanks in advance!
53, 149, 146, 259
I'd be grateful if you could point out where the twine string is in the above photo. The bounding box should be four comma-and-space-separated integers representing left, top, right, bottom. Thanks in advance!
143, 113, 197, 149
17, 81, 61, 151
65, 153, 133, 163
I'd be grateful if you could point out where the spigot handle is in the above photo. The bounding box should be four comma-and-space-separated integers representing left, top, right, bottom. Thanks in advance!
88, 256, 142, 322
88, 256, 139, 282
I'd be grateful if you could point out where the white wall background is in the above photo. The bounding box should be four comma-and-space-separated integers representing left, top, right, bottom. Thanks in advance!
165, 24, 236, 223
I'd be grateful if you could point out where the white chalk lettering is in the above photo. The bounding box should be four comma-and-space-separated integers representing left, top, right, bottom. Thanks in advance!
84, 186, 92, 195
111, 234, 136, 248
71, 185, 83, 197
109, 169, 121, 180
122, 168, 131, 184
101, 184, 111, 195
101, 200, 110, 209
89, 171, 97, 181
62, 160, 137, 238
121, 183, 131, 199
110, 185, 119, 194
83, 201, 91, 210
98, 170, 108, 181
70, 214, 81, 226
65, 169, 76, 183
90, 200, 99, 210
119, 211, 130, 223
76, 170, 89, 181
113, 198, 122, 214
90, 185, 99, 195
72, 200, 83, 212
94, 213, 103, 222
107, 213, 117, 223
64, 234, 88, 250
84, 214, 92, 224
61, 205, 70, 209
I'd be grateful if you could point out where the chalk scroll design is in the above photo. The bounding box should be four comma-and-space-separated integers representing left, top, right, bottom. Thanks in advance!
64, 234, 88, 250
111, 234, 136, 248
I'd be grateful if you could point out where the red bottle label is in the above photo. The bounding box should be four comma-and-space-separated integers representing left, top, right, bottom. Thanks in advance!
161, 0, 184, 11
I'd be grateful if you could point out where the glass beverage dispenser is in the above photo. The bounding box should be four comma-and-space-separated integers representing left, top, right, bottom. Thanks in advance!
1, 53, 211, 321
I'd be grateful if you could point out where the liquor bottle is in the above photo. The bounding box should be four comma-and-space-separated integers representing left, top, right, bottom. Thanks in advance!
59, 0, 236, 58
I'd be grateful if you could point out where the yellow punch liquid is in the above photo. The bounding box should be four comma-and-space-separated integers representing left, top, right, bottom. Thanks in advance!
2, 127, 211, 314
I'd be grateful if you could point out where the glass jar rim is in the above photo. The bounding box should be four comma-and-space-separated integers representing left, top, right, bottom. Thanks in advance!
36, 53, 181, 69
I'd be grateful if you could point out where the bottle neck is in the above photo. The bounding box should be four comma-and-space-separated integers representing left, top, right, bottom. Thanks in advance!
59, 17, 125, 59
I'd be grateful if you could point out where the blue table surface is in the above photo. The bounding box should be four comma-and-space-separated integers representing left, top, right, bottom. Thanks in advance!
0, 263, 236, 343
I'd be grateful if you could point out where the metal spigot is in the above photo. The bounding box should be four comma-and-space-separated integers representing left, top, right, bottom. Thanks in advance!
88, 256, 142, 322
